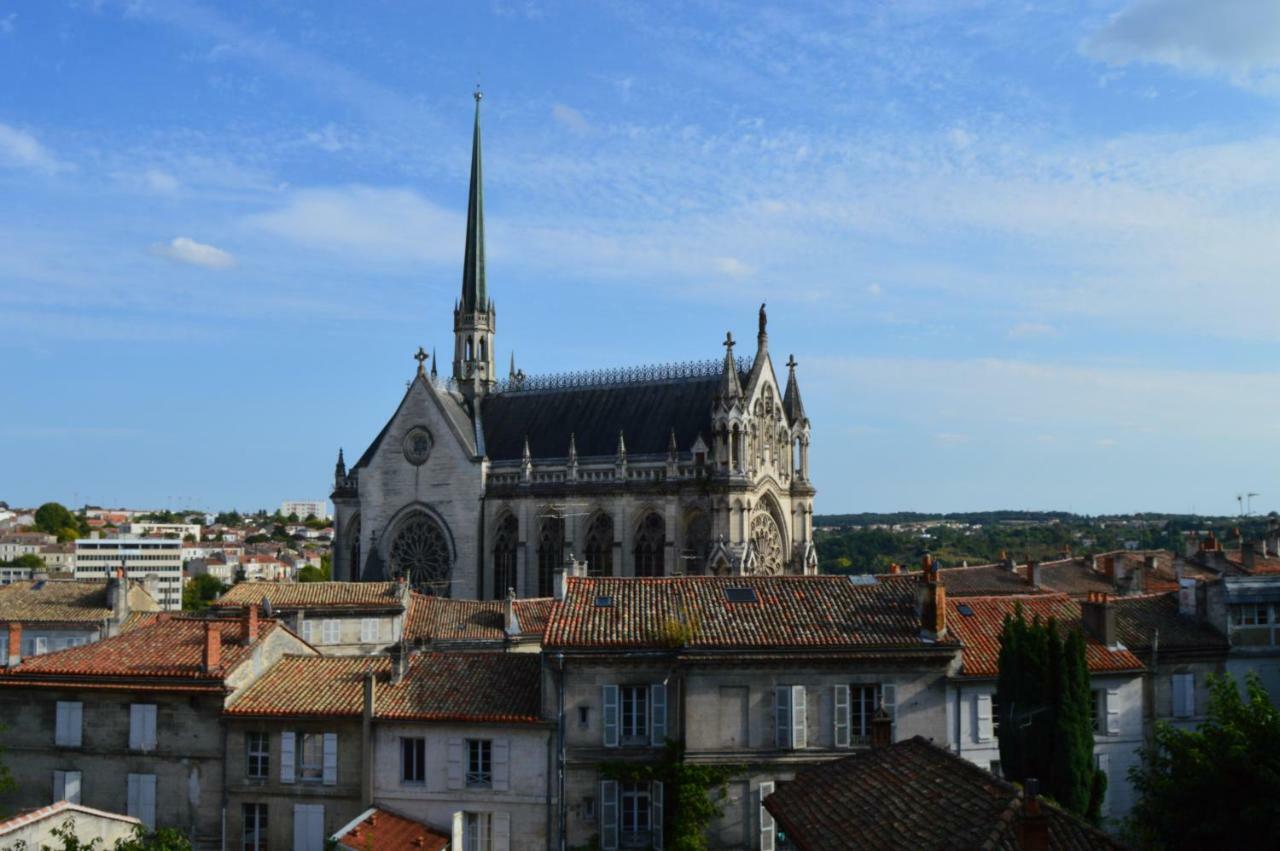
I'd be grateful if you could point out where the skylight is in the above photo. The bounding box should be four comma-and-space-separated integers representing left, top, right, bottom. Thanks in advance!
594, 595, 614, 608
957, 604, 974, 617
724, 587, 758, 603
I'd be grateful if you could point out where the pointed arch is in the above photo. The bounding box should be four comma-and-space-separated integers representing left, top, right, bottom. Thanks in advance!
537, 515, 564, 597
584, 512, 614, 577
387, 509, 454, 596
344, 513, 361, 581
633, 512, 666, 577
681, 508, 711, 575
492, 513, 518, 600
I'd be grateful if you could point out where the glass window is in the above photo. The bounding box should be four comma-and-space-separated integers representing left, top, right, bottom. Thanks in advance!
247, 733, 269, 780
242, 803, 268, 851
360, 619, 378, 643
851, 684, 881, 739
299, 733, 323, 783
401, 737, 426, 784
620, 782, 651, 844
1091, 689, 1105, 734
464, 813, 491, 851
321, 620, 340, 644
621, 686, 649, 743
466, 739, 492, 788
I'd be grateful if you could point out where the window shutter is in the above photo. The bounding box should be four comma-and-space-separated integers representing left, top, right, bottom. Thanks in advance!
758, 781, 776, 851
54, 770, 67, 802
1105, 688, 1120, 735
602, 685, 619, 748
492, 812, 511, 851
774, 686, 790, 748
281, 731, 296, 784
322, 732, 338, 785
976, 693, 993, 743
447, 738, 463, 790
882, 684, 897, 740
1095, 753, 1111, 817
833, 685, 850, 748
652, 779, 664, 851
300, 620, 313, 643
142, 704, 157, 751
493, 738, 510, 791
129, 704, 142, 750
1173, 673, 1195, 718
68, 702, 83, 747
650, 683, 667, 746
139, 774, 156, 827
127, 774, 139, 819
64, 770, 81, 804
361, 618, 377, 643
451, 812, 464, 851
35, 636, 48, 655
791, 685, 807, 750
600, 779, 619, 850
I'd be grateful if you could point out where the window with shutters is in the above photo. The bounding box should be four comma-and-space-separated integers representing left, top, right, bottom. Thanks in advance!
466, 739, 492, 788
774, 686, 807, 749
851, 685, 880, 742
126, 773, 157, 828
246, 732, 269, 780
300, 620, 314, 643
129, 704, 157, 752
620, 686, 649, 745
360, 618, 379, 643
464, 812, 491, 851
53, 769, 81, 804
242, 803, 268, 851
402, 737, 426, 784
299, 733, 323, 783
55, 701, 82, 748
321, 620, 341, 645
620, 782, 651, 847
757, 781, 776, 851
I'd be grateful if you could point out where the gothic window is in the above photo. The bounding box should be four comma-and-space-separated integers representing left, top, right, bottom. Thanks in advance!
682, 510, 711, 575
584, 514, 614, 577
389, 513, 452, 596
493, 515, 518, 600
749, 511, 784, 576
480, 338, 487, 361
633, 513, 665, 577
537, 517, 564, 598
347, 515, 361, 581
466, 337, 473, 361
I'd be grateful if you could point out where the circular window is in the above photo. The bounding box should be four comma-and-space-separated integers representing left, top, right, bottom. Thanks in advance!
750, 511, 784, 575
388, 513, 452, 595
402, 426, 433, 466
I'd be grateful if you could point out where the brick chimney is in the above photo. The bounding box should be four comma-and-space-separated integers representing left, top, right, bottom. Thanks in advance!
917, 553, 947, 642
5, 622, 21, 667
888, 562, 901, 575
202, 622, 222, 673
1018, 778, 1050, 851
242, 604, 259, 644
1026, 558, 1042, 589
1081, 591, 1116, 647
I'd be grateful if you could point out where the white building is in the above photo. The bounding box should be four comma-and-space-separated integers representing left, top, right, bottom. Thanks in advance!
73, 538, 184, 610
281, 500, 329, 520
119, 522, 201, 541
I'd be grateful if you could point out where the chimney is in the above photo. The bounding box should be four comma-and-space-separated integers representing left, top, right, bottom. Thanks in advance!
5, 623, 21, 667
1178, 578, 1198, 618
1018, 778, 1051, 851
870, 706, 893, 749
143, 573, 160, 603
1026, 559, 1042, 590
1242, 541, 1259, 571
361, 670, 376, 807
888, 562, 901, 576
389, 643, 410, 684
916, 554, 947, 641
1000, 550, 1014, 572
1081, 591, 1117, 647
1185, 532, 1199, 560
106, 567, 129, 622
202, 622, 222, 673
242, 604, 259, 644
555, 554, 585, 602
504, 588, 520, 636
1101, 555, 1115, 578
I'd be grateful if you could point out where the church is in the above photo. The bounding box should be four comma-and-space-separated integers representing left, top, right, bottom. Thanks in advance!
331, 93, 817, 598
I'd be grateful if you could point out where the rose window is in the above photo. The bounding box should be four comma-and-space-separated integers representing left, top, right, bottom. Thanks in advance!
389, 513, 452, 596
750, 512, 784, 575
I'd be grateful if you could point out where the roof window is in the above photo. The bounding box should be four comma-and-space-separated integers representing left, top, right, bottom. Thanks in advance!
594, 595, 614, 608
724, 587, 758, 604
957, 604, 974, 617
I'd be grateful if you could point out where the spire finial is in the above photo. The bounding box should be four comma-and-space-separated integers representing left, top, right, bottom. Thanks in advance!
414, 346, 429, 376
431, 347, 438, 377
786, 354, 797, 371
723, 331, 735, 351
474, 83, 483, 102
759, 302, 767, 336
460, 89, 487, 313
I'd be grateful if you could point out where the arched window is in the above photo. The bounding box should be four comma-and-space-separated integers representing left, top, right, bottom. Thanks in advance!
480, 337, 488, 361
493, 514, 518, 599
682, 510, 710, 575
347, 515, 361, 581
584, 513, 614, 577
388, 513, 452, 596
633, 513, 665, 577
537, 517, 564, 597
466, 337, 474, 361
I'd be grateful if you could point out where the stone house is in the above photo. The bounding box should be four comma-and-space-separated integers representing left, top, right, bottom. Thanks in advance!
0, 607, 310, 849
0, 574, 161, 664
541, 568, 958, 850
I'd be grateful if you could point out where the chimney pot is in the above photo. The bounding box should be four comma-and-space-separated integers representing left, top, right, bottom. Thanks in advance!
242, 604, 259, 644
5, 622, 21, 667
203, 622, 222, 673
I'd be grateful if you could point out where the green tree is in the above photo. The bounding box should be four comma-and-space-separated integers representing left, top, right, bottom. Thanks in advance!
1126, 672, 1280, 849
2, 553, 46, 568
34, 502, 80, 542
214, 511, 242, 526
296, 565, 326, 582
602, 742, 738, 851
181, 574, 226, 611
26, 817, 193, 850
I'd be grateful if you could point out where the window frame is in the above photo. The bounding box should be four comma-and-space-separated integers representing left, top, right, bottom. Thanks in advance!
619, 781, 652, 846
242, 802, 268, 851
401, 736, 427, 785
464, 812, 491, 851
299, 733, 324, 783
850, 684, 881, 740
246, 732, 270, 780
466, 738, 493, 789
619, 685, 649, 745
360, 618, 379, 643
321, 619, 341, 645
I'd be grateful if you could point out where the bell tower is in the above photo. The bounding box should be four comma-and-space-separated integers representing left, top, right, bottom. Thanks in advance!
453, 88, 496, 400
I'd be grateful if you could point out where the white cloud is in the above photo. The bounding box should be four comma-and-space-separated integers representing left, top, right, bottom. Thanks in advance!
0, 14, 15, 34
866, 283, 883, 297
148, 237, 236, 269
0, 123, 70, 173
551, 103, 590, 134
712, 256, 754, 278
1008, 322, 1056, 339
143, 169, 181, 193
934, 432, 971, 446
305, 123, 354, 153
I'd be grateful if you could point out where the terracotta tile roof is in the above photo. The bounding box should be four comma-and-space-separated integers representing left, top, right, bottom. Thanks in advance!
763, 736, 1126, 851
1224, 551, 1280, 574
902, 563, 1046, 596
946, 594, 1144, 678
1110, 593, 1228, 654
333, 807, 448, 851
0, 801, 142, 838
225, 652, 543, 723
544, 576, 955, 651
0, 615, 279, 686
118, 611, 163, 633
404, 593, 552, 644
0, 579, 111, 623
210, 581, 406, 611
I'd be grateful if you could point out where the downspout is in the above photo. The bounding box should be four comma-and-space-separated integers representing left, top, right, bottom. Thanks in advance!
478, 492, 487, 600
953, 682, 962, 756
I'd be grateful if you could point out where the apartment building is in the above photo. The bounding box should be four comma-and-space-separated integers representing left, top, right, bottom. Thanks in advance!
73, 537, 184, 610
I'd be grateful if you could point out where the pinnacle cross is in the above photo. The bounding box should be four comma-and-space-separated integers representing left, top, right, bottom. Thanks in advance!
414, 346, 429, 375
723, 331, 735, 351
786, 354, 798, 371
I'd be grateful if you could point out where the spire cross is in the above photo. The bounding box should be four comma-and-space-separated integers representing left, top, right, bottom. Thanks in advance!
414, 347, 429, 374
723, 332, 735, 350
786, 354, 798, 371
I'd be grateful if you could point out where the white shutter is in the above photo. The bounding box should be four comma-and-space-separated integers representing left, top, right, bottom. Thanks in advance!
492, 812, 511, 851
774, 686, 790, 748
652, 779, 664, 850
35, 636, 48, 655
54, 770, 67, 802
68, 702, 83, 747
651, 683, 667, 745
139, 774, 156, 828
129, 704, 142, 750
976, 693, 993, 743
1095, 753, 1111, 817
758, 781, 775, 851
602, 685, 619, 748
833, 685, 850, 748
447, 738, 464, 790
295, 804, 324, 851
1105, 688, 1120, 735
791, 685, 807, 750
64, 770, 81, 804
1173, 673, 1195, 718
300, 620, 313, 643
882, 684, 897, 741
322, 732, 337, 785
600, 779, 619, 850
281, 731, 296, 783
360, 618, 378, 643
493, 738, 510, 791
451, 812, 464, 851
126, 774, 139, 819
142, 704, 157, 751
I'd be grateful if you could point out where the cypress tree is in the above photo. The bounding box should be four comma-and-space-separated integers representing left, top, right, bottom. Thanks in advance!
996, 611, 1024, 780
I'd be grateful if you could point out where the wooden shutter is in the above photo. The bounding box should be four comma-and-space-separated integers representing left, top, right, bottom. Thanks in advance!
493, 812, 511, 851
1105, 688, 1120, 735
281, 731, 296, 783
493, 738, 510, 791
322, 732, 338, 785
602, 684, 619, 748
139, 774, 156, 828
446, 738, 463, 790
54, 770, 67, 802
295, 804, 324, 851
600, 779, 619, 850
64, 770, 81, 804
882, 684, 897, 741
791, 685, 807, 749
129, 704, 143, 750
126, 774, 139, 819
833, 685, 850, 748
758, 781, 776, 851
68, 701, 83, 747
652, 779, 664, 850
651, 683, 667, 745
1173, 673, 1195, 718
773, 686, 789, 748
450, 812, 464, 851
976, 693, 993, 743
142, 704, 157, 751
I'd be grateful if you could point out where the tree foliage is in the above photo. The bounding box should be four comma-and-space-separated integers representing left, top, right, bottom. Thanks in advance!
1, 553, 46, 568
1126, 672, 1280, 849
995, 607, 1100, 818
33, 502, 83, 542
181, 575, 226, 611
8, 817, 192, 850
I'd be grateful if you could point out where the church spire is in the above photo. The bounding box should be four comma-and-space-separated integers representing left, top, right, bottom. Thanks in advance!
461, 88, 486, 314
334, 448, 346, 483
783, 354, 807, 425
718, 331, 743, 402
452, 89, 497, 398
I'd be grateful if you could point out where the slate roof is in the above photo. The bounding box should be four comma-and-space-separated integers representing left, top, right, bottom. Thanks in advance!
333, 807, 449, 851
210, 581, 406, 611
946, 594, 1144, 678
0, 579, 112, 623
225, 652, 542, 723
1109, 592, 1229, 654
763, 736, 1127, 851
544, 575, 957, 651
0, 616, 280, 688
404, 593, 552, 644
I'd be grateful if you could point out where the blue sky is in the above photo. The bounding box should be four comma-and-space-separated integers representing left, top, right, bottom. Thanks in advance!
3, 0, 1280, 516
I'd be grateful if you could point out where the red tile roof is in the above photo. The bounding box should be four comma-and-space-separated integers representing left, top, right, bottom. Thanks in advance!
404, 593, 552, 644
333, 807, 448, 851
225, 652, 543, 723
544, 576, 955, 651
1110, 592, 1229, 654
901, 563, 1048, 596
1224, 551, 1280, 574
0, 801, 142, 838
0, 580, 114, 623
947, 594, 1144, 678
211, 581, 406, 611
